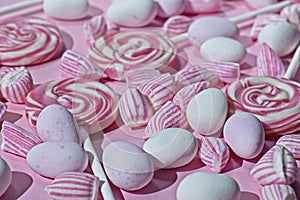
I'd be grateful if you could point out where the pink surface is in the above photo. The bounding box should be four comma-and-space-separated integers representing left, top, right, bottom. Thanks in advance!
1, 0, 300, 200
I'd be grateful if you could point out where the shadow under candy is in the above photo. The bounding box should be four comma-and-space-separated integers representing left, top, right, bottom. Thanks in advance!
239, 191, 260, 200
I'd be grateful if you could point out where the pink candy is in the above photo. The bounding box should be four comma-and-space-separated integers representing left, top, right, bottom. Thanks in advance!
261, 184, 297, 200
281, 3, 300, 27
83, 15, 107, 45
125, 69, 160, 88
163, 15, 193, 37
276, 133, 300, 159
184, 0, 221, 14
0, 101, 7, 119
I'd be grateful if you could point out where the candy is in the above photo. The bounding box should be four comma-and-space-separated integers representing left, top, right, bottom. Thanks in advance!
0, 101, 7, 119
0, 66, 33, 104
88, 30, 177, 80
25, 78, 119, 134
83, 15, 107, 45
1, 121, 43, 158
163, 15, 193, 37
144, 101, 188, 139
184, 0, 221, 14
257, 43, 285, 77
250, 145, 298, 185
199, 137, 230, 172
276, 133, 300, 159
45, 172, 100, 200
155, 0, 185, 18
281, 3, 300, 26
119, 88, 153, 127
125, 69, 160, 88
0, 18, 63, 66
225, 76, 300, 135
60, 50, 106, 80
245, 0, 277, 9
0, 157, 12, 197
261, 184, 297, 200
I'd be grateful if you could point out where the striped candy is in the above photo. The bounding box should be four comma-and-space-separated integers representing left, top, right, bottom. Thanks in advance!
60, 50, 106, 80
173, 81, 208, 112
200, 61, 240, 83
261, 184, 297, 200
119, 88, 153, 127
0, 101, 7, 119
137, 73, 176, 110
281, 3, 300, 27
257, 43, 285, 77
83, 15, 107, 45
163, 15, 193, 37
199, 137, 230, 173
276, 133, 300, 159
144, 101, 188, 139
250, 145, 298, 185
0, 66, 34, 104
0, 121, 43, 157
125, 69, 161, 88
45, 172, 100, 200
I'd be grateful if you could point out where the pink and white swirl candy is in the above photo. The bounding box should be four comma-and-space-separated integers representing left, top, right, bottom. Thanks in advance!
0, 18, 63, 66
119, 88, 153, 127
276, 133, 300, 159
250, 145, 298, 185
45, 172, 100, 200
83, 15, 107, 45
0, 66, 34, 104
1, 121, 43, 158
88, 30, 177, 80
199, 137, 230, 173
125, 69, 160, 88
60, 50, 106, 80
144, 101, 188, 139
25, 78, 119, 134
163, 15, 193, 37
257, 43, 285, 77
225, 76, 300, 135
0, 101, 6, 119
261, 184, 297, 200
281, 3, 300, 27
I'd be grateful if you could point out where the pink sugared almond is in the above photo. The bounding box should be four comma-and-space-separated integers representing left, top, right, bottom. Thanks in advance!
257, 43, 285, 77
0, 101, 7, 119
276, 133, 300, 159
45, 172, 100, 200
144, 101, 188, 139
83, 15, 107, 45
0, 66, 33, 104
119, 88, 153, 127
137, 73, 176, 110
261, 184, 297, 200
173, 81, 208, 112
250, 14, 287, 40
200, 61, 240, 84
0, 121, 43, 158
125, 69, 161, 88
175, 65, 219, 88
60, 50, 106, 80
250, 145, 298, 186
163, 15, 193, 37
199, 136, 230, 173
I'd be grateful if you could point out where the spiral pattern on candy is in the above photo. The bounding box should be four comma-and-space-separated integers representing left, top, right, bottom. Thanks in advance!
0, 18, 64, 66
88, 30, 177, 80
25, 78, 119, 134
225, 76, 300, 135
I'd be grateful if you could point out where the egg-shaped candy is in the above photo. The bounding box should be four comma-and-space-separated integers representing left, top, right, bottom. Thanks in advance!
26, 141, 88, 178
186, 88, 228, 135
102, 141, 154, 191
184, 0, 221, 14
155, 0, 185, 18
245, 0, 277, 9
0, 157, 12, 197
176, 172, 241, 200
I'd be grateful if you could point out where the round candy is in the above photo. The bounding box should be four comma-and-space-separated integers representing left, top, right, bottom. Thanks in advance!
0, 157, 12, 197
88, 30, 177, 80
184, 0, 221, 14
155, 0, 185, 18
245, 0, 277, 9
25, 78, 119, 134
0, 18, 63, 66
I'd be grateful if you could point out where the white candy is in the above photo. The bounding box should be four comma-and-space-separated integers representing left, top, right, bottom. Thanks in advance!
155, 0, 185, 18
0, 157, 12, 197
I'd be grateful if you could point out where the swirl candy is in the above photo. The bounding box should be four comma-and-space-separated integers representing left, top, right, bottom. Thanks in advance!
0, 18, 63, 66
88, 30, 177, 80
225, 76, 300, 135
25, 78, 119, 134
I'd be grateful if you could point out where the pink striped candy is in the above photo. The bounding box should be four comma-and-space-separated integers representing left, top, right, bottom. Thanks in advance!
137, 73, 176, 110
200, 61, 240, 84
199, 137, 230, 173
0, 121, 43, 158
125, 69, 161, 88
250, 145, 298, 185
261, 184, 297, 200
163, 15, 193, 37
144, 101, 188, 139
0, 101, 7, 119
173, 81, 208, 112
45, 172, 100, 200
175, 65, 219, 88
281, 3, 300, 27
0, 66, 34, 104
119, 88, 153, 127
83, 15, 107, 45
60, 50, 106, 80
251, 14, 287, 40
257, 43, 285, 77
276, 133, 300, 159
